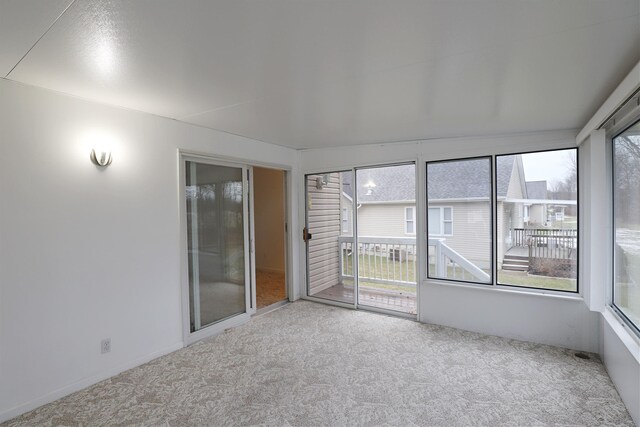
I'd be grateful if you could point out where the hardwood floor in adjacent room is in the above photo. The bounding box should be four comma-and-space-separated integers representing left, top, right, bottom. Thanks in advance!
256, 269, 286, 309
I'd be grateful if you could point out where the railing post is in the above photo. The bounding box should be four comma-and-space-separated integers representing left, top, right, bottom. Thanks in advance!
338, 240, 344, 283
435, 240, 444, 277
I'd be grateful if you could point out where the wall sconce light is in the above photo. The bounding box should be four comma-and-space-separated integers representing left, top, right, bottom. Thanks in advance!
90, 148, 112, 167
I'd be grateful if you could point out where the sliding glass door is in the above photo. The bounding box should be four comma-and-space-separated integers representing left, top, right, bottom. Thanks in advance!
355, 164, 417, 314
305, 163, 417, 315
305, 171, 355, 305
185, 159, 251, 335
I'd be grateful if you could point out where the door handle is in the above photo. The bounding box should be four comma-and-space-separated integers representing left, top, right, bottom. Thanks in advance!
303, 227, 312, 242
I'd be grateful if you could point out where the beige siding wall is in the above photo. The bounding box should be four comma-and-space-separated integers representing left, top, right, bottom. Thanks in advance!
430, 202, 492, 269
358, 201, 493, 269
306, 173, 342, 293
529, 204, 546, 225
357, 204, 414, 237
507, 163, 525, 199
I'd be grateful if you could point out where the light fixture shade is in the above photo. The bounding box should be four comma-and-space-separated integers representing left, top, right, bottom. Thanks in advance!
91, 149, 112, 167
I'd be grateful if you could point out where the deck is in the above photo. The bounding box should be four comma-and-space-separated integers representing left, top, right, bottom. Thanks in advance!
314, 283, 416, 315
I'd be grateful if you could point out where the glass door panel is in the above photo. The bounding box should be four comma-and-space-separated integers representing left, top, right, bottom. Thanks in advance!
305, 171, 355, 305
186, 160, 248, 332
355, 164, 417, 314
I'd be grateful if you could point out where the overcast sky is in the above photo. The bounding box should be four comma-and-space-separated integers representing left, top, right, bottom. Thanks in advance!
521, 150, 574, 185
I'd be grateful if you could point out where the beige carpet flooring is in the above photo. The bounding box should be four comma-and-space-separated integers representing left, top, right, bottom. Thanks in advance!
3, 301, 633, 426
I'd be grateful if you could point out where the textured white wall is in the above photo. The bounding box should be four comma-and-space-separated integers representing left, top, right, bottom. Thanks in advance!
0, 79, 297, 422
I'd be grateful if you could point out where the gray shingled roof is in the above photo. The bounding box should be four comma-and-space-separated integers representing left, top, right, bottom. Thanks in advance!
429, 158, 491, 200
341, 156, 520, 202
525, 181, 547, 199
355, 164, 416, 202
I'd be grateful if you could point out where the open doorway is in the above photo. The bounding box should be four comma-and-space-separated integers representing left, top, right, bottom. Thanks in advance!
252, 167, 288, 309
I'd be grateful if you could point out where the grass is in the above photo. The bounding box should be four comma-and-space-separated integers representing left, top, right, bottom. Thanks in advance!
497, 271, 576, 292
342, 251, 578, 292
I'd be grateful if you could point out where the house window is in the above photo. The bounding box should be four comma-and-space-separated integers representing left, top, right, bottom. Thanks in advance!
496, 149, 578, 293
613, 120, 640, 332
405, 207, 416, 234
342, 208, 349, 233
427, 207, 453, 236
427, 157, 491, 284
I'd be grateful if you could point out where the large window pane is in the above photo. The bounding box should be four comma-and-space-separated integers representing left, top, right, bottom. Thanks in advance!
427, 158, 492, 284
185, 161, 247, 332
496, 149, 578, 292
613, 121, 640, 331
356, 164, 417, 315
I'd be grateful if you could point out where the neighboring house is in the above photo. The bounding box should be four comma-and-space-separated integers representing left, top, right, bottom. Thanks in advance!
307, 158, 575, 288
525, 180, 548, 225
337, 157, 556, 270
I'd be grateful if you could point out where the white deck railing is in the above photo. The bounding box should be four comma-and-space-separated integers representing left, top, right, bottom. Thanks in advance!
338, 236, 490, 287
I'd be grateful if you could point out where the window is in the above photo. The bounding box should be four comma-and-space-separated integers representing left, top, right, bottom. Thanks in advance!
405, 207, 416, 234
427, 207, 453, 236
613, 120, 640, 332
427, 158, 491, 284
426, 150, 578, 292
342, 208, 349, 233
496, 149, 578, 292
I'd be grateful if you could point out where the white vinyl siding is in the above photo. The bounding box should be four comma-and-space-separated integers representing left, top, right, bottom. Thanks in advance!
306, 173, 342, 294
431, 202, 491, 269
357, 204, 411, 237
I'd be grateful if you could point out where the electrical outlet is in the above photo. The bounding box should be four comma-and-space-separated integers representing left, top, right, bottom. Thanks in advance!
101, 338, 111, 354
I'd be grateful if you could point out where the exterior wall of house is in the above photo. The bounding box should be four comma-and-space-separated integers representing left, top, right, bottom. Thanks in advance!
429, 201, 492, 269
507, 162, 525, 199
306, 173, 342, 294
357, 203, 415, 237
529, 204, 546, 226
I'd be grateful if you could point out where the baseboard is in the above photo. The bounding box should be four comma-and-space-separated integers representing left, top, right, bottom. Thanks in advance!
0, 342, 184, 423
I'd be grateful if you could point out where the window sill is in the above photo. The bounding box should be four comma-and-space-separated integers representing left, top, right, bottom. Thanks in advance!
422, 278, 585, 302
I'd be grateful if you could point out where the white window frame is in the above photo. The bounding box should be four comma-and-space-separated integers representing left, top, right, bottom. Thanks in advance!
427, 206, 453, 237
342, 207, 349, 233
611, 119, 640, 334
405, 206, 416, 235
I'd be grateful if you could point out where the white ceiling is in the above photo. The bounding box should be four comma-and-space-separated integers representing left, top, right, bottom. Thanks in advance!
2, 0, 639, 149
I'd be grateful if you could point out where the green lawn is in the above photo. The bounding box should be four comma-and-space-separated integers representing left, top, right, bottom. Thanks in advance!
342, 252, 578, 292
497, 270, 576, 292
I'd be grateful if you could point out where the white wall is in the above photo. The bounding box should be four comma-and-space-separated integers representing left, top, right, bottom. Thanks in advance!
577, 60, 640, 426
601, 310, 640, 425
253, 167, 286, 273
299, 130, 601, 353
0, 79, 298, 422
